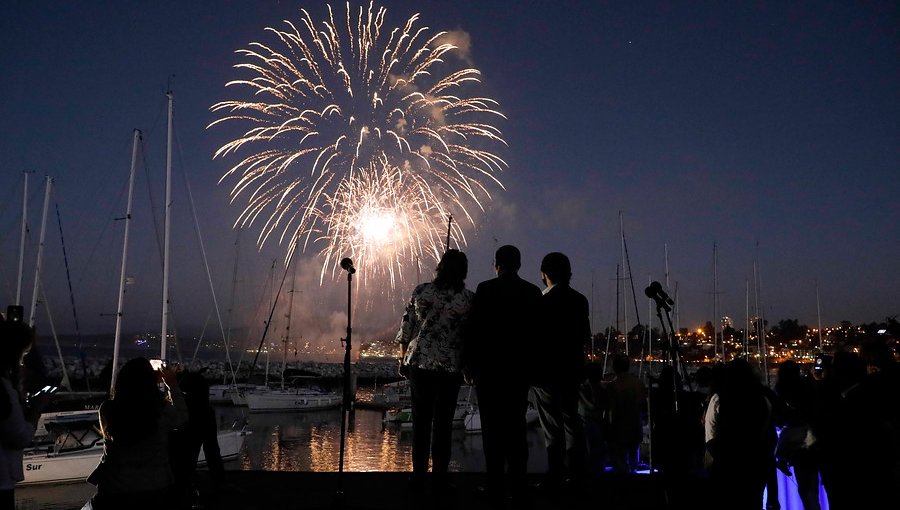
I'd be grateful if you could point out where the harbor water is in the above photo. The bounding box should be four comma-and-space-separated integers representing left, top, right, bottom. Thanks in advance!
16, 394, 549, 510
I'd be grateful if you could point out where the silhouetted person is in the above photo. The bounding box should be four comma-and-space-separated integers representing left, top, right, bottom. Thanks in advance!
465, 245, 541, 507
604, 354, 646, 473
579, 362, 609, 475
396, 249, 473, 497
532, 252, 590, 489
693, 365, 713, 398
705, 359, 772, 510
0, 317, 45, 510
651, 364, 705, 506
171, 370, 224, 509
859, 338, 900, 491
816, 349, 894, 509
774, 360, 820, 510
86, 358, 188, 509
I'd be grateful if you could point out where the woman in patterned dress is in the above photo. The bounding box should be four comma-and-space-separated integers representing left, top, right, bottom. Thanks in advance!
396, 249, 473, 495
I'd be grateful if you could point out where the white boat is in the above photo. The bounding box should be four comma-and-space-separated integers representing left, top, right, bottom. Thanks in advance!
372, 380, 411, 408
209, 383, 265, 405
223, 384, 268, 406
21, 445, 104, 486
208, 384, 232, 404
382, 400, 471, 429
245, 387, 341, 412
34, 409, 100, 441
19, 426, 250, 486
241, 244, 343, 413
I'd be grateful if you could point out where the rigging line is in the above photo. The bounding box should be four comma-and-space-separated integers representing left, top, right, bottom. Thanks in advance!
175, 127, 238, 386
223, 230, 242, 382
38, 275, 72, 391
602, 270, 616, 377
55, 202, 90, 391
73, 133, 135, 291
0, 181, 42, 243
141, 92, 169, 147
755, 241, 769, 386
233, 259, 278, 379
141, 135, 166, 270
229, 258, 275, 380
190, 312, 212, 367
621, 221, 642, 327
248, 249, 298, 382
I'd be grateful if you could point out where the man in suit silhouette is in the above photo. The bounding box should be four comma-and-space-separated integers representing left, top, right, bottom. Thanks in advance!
466, 245, 542, 507
532, 252, 591, 489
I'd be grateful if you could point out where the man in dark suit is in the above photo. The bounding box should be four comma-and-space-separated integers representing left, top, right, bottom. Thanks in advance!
532, 252, 591, 489
465, 245, 542, 507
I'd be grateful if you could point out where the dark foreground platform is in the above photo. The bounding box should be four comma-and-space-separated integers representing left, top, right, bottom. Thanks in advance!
193, 471, 677, 510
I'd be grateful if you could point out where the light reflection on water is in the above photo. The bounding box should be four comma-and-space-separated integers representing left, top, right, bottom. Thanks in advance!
222, 406, 546, 473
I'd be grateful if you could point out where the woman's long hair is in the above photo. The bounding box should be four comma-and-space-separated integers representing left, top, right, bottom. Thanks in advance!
432, 249, 468, 292
103, 357, 164, 445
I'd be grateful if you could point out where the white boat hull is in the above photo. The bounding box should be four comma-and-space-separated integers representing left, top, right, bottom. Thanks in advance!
21, 447, 103, 486
245, 390, 342, 412
19, 429, 248, 486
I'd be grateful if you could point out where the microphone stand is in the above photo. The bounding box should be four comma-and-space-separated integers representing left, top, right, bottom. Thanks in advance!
652, 300, 693, 416
336, 267, 353, 502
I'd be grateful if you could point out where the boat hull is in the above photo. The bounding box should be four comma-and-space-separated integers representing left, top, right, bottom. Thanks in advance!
19, 429, 248, 486
245, 390, 342, 412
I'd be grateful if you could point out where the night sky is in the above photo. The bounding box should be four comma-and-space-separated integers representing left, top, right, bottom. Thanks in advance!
1, 1, 897, 354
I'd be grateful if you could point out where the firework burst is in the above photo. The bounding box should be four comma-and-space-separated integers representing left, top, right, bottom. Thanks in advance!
210, 2, 507, 285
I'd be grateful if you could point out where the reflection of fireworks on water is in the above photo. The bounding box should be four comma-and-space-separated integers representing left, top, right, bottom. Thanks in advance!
210, 2, 506, 285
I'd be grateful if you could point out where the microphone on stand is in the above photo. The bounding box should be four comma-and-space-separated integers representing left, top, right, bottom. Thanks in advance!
340, 257, 356, 274
645, 281, 674, 312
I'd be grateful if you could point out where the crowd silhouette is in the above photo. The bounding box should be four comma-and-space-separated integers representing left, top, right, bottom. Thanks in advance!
396, 245, 900, 510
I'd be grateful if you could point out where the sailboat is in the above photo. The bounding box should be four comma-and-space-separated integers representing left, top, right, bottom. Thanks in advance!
152, 89, 248, 457
19, 93, 248, 485
243, 245, 341, 413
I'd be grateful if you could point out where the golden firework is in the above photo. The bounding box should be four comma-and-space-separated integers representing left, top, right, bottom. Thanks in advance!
210, 2, 506, 285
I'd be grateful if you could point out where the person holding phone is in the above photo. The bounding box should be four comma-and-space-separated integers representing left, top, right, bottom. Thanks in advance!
0, 315, 45, 510
86, 358, 188, 509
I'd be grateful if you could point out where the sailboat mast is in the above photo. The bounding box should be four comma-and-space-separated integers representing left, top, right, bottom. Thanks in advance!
713, 243, 719, 360
28, 176, 53, 327
745, 279, 750, 359
816, 281, 823, 351
16, 172, 29, 306
753, 243, 769, 385
160, 90, 174, 361
283, 243, 300, 391
753, 260, 762, 368
615, 263, 620, 352
590, 270, 595, 360
620, 211, 628, 356
112, 130, 141, 391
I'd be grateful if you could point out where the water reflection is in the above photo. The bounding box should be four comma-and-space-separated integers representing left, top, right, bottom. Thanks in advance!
227, 408, 417, 472
218, 406, 547, 474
